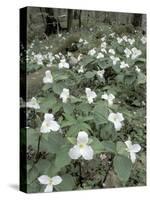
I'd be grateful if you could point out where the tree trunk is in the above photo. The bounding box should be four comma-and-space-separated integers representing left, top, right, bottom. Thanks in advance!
79, 10, 82, 28
132, 14, 142, 27
67, 9, 73, 32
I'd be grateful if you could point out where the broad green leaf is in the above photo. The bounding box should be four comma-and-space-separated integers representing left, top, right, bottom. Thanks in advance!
85, 71, 95, 79
116, 141, 129, 157
63, 103, 74, 114
137, 72, 146, 84
101, 141, 116, 153
55, 174, 75, 191
113, 155, 132, 183
39, 94, 57, 113
52, 82, 66, 95
54, 145, 71, 171
90, 137, 104, 154
27, 128, 39, 150
93, 101, 109, 125
40, 134, 65, 154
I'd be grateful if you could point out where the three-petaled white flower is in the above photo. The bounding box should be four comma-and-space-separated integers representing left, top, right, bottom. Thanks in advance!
124, 48, 132, 58
131, 47, 142, 60
128, 38, 135, 45
122, 35, 128, 42
120, 61, 129, 69
60, 88, 70, 103
40, 113, 60, 133
117, 37, 123, 44
43, 70, 53, 84
38, 175, 62, 192
96, 52, 104, 59
125, 140, 141, 163
97, 69, 105, 79
88, 48, 96, 56
78, 65, 84, 73
135, 65, 141, 73
141, 36, 146, 44
110, 56, 120, 65
85, 88, 97, 104
69, 131, 94, 160
58, 59, 70, 69
101, 42, 107, 49
26, 97, 40, 109
101, 93, 115, 106
109, 49, 115, 55
108, 112, 124, 131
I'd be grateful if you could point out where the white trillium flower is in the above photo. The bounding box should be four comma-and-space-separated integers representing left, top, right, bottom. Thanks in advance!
125, 140, 141, 163
101, 36, 106, 41
110, 56, 120, 65
135, 65, 141, 73
120, 61, 129, 69
96, 52, 104, 59
141, 36, 146, 44
60, 88, 70, 103
85, 88, 97, 104
101, 93, 115, 105
78, 65, 84, 73
58, 59, 70, 69
101, 48, 107, 53
108, 112, 124, 131
38, 175, 62, 192
83, 40, 88, 45
117, 37, 123, 44
101, 42, 107, 49
124, 48, 132, 58
79, 38, 84, 43
26, 97, 40, 109
40, 113, 60, 133
97, 69, 105, 79
43, 70, 53, 84
128, 38, 135, 45
131, 47, 142, 60
69, 131, 94, 160
108, 49, 115, 55
77, 54, 83, 61
88, 48, 96, 56
122, 35, 128, 42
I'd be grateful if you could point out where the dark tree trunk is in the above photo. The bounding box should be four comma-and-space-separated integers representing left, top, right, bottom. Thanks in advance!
132, 14, 142, 27
79, 10, 82, 28
67, 9, 73, 32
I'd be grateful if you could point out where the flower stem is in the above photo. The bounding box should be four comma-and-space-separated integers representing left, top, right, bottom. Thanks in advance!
78, 160, 83, 188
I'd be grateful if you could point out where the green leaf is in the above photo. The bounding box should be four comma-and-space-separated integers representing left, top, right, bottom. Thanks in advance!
93, 101, 109, 125
39, 94, 57, 113
85, 71, 95, 79
52, 82, 66, 94
116, 141, 129, 157
54, 145, 71, 171
113, 155, 132, 183
101, 141, 116, 153
40, 134, 65, 154
90, 137, 104, 154
137, 72, 146, 85
55, 174, 75, 191
35, 159, 51, 174
27, 128, 39, 149
42, 83, 52, 91
63, 103, 74, 114
27, 165, 39, 184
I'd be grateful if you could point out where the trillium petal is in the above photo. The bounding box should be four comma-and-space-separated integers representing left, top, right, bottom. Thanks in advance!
40, 121, 51, 133
81, 145, 94, 160
69, 145, 81, 159
116, 112, 124, 121
44, 184, 53, 192
130, 152, 136, 163
49, 120, 60, 131
114, 120, 122, 131
125, 140, 132, 149
44, 113, 54, 121
131, 144, 141, 153
77, 131, 88, 145
38, 175, 50, 185
52, 176, 62, 185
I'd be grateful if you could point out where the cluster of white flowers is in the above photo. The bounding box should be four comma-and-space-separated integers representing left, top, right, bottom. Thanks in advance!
96, 52, 104, 59
79, 38, 88, 45
97, 69, 105, 79
120, 61, 129, 69
124, 47, 142, 60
